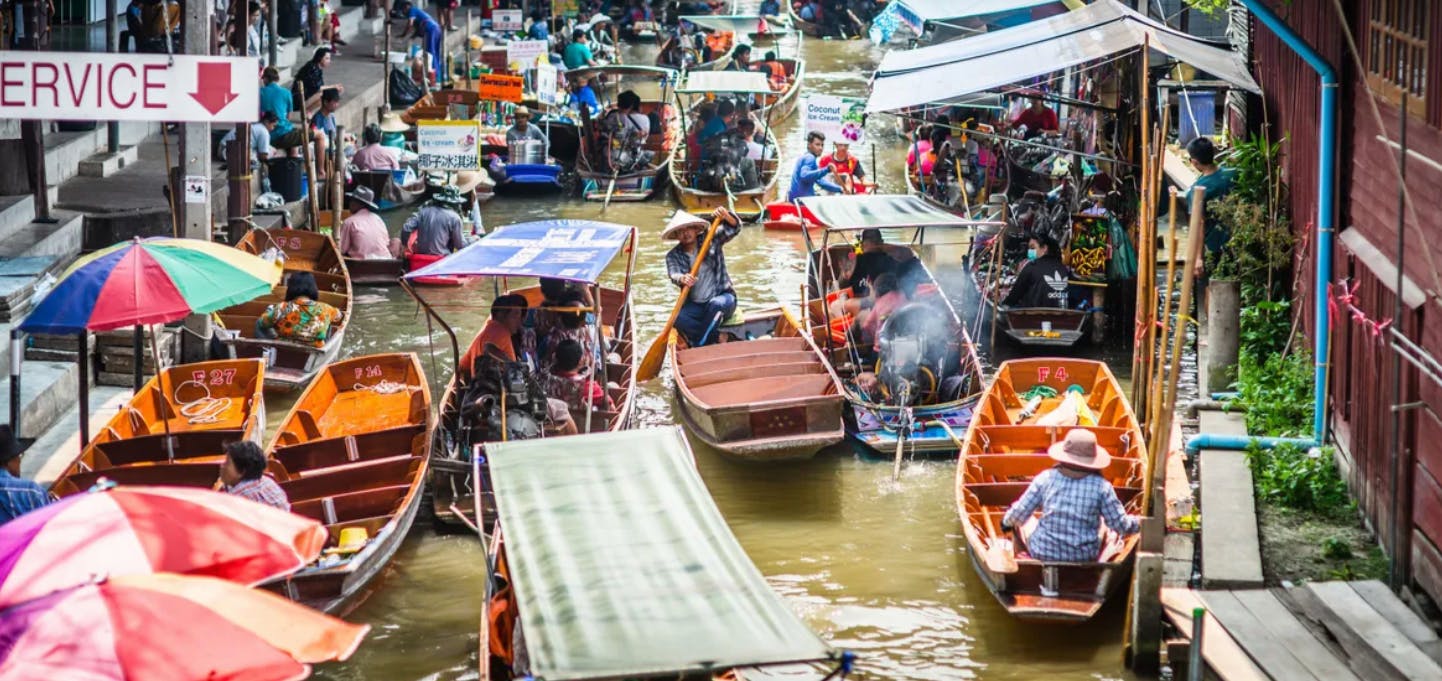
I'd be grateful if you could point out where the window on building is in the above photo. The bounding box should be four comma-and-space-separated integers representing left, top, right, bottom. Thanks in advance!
1367, 0, 1428, 115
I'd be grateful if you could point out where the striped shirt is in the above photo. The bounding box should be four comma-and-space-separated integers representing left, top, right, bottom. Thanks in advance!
1001, 467, 1139, 562
0, 470, 49, 525
224, 476, 291, 511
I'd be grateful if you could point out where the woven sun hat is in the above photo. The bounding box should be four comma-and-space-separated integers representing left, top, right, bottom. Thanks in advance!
661, 210, 709, 240
378, 112, 411, 133
1047, 428, 1111, 471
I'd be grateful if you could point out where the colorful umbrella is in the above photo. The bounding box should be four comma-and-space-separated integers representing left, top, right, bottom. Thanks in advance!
19, 237, 281, 334
0, 572, 369, 680
0, 485, 327, 608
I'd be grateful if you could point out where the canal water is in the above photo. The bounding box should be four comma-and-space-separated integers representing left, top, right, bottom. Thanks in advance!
310, 33, 1136, 681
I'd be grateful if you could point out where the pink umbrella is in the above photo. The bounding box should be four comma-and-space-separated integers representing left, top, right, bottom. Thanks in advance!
0, 484, 326, 607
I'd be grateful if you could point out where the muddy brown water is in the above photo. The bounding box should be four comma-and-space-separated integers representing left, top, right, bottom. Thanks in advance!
305, 35, 1138, 681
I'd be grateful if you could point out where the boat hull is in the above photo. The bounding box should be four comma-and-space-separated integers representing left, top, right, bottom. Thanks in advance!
345, 258, 405, 286
1001, 307, 1089, 348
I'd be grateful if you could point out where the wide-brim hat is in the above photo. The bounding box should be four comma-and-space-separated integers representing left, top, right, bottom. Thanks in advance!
1047, 428, 1111, 471
661, 210, 709, 240
344, 185, 380, 212
431, 186, 468, 205
584, 14, 613, 30
452, 170, 491, 194
378, 113, 411, 133
513, 105, 532, 119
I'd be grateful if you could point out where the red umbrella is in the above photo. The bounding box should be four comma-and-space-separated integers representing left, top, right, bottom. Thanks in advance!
0, 484, 326, 608
0, 573, 368, 680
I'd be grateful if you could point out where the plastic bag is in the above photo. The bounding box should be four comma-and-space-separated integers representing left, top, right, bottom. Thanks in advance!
1107, 215, 1137, 281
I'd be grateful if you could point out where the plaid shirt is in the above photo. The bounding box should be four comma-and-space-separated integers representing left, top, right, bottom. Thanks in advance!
225, 476, 291, 511
665, 220, 741, 304
0, 470, 49, 525
1001, 467, 1139, 562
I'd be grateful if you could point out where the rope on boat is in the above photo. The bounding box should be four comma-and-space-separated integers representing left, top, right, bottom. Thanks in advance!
354, 380, 411, 395
172, 380, 233, 425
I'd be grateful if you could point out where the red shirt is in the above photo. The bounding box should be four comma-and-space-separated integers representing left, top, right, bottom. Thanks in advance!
1012, 106, 1058, 133
820, 153, 860, 177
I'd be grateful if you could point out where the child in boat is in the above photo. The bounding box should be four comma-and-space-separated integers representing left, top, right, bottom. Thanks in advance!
1000, 429, 1140, 564
255, 272, 343, 348
542, 339, 614, 414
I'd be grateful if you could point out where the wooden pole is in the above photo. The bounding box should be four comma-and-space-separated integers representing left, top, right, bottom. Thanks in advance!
1149, 189, 1180, 434
383, 1, 392, 111
1130, 37, 1152, 414
295, 83, 321, 230
465, 11, 473, 89
331, 124, 345, 235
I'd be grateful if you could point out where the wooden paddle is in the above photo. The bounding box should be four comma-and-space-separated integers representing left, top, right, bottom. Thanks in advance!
637, 215, 724, 381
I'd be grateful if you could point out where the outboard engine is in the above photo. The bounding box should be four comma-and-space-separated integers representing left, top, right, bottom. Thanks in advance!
875, 303, 952, 406
697, 133, 753, 193
461, 358, 548, 445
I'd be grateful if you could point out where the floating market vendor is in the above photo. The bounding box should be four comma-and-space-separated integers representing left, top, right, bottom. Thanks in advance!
787, 131, 843, 201
1010, 97, 1059, 140
401, 187, 467, 257
664, 208, 742, 347
1001, 233, 1070, 309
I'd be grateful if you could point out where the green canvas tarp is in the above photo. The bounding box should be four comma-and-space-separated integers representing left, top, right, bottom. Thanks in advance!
488, 428, 833, 680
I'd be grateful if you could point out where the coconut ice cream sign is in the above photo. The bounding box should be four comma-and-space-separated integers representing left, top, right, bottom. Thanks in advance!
803, 94, 867, 147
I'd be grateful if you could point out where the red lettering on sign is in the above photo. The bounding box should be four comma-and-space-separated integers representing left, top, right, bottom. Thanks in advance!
63, 63, 92, 108
142, 64, 165, 109
1055, 366, 1068, 383
0, 63, 21, 107
32, 63, 57, 107
1037, 367, 1050, 383
107, 63, 136, 109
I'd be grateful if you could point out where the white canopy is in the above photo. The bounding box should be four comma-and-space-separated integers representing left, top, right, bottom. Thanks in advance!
898, 0, 1054, 24
867, 0, 1259, 113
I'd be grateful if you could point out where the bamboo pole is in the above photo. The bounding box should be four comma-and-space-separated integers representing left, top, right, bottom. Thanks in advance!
1149, 189, 1181, 437
1130, 37, 1152, 414
331, 124, 345, 235
1142, 113, 1168, 425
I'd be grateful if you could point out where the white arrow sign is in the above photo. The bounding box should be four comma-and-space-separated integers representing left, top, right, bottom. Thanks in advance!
0, 52, 260, 123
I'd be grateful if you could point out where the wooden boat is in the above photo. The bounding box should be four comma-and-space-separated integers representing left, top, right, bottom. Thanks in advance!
795, 194, 990, 458
214, 228, 352, 393
668, 117, 780, 221
49, 359, 267, 496
787, 2, 867, 38
754, 57, 805, 123
954, 358, 1146, 622
344, 257, 405, 286
570, 65, 681, 203
669, 307, 844, 460
655, 32, 734, 71
478, 429, 834, 681
969, 229, 1091, 349
411, 221, 638, 530
261, 353, 432, 616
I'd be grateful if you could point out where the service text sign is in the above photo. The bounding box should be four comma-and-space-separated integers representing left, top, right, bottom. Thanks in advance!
0, 52, 259, 122
494, 9, 523, 31
416, 120, 480, 171
477, 73, 524, 103
802, 94, 867, 147
506, 40, 548, 68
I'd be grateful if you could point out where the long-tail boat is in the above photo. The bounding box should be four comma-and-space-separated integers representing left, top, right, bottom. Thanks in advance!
795, 194, 997, 458
261, 352, 432, 616
214, 228, 353, 392
478, 428, 840, 680
49, 358, 266, 496
402, 220, 638, 530
669, 307, 844, 460
955, 357, 1146, 622
669, 71, 783, 221
568, 65, 681, 203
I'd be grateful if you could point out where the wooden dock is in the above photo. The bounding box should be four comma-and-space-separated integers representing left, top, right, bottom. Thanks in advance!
1162, 581, 1442, 681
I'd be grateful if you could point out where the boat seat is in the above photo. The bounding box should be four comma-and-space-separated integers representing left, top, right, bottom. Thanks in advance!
967, 482, 1142, 508
683, 361, 824, 389
676, 337, 807, 363
64, 462, 224, 492
280, 455, 421, 504
689, 374, 834, 408
273, 424, 425, 474
974, 425, 1132, 453
964, 454, 1143, 484
680, 351, 817, 378
93, 429, 246, 467
292, 410, 325, 441
291, 484, 411, 526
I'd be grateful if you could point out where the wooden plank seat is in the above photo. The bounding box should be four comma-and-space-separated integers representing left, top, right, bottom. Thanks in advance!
278, 455, 422, 503
964, 481, 1141, 508
688, 374, 835, 408
682, 361, 825, 389
272, 424, 426, 474
62, 462, 223, 492
290, 484, 411, 527
92, 429, 246, 467
971, 425, 1137, 454
962, 454, 1144, 483
679, 351, 819, 378
676, 337, 807, 363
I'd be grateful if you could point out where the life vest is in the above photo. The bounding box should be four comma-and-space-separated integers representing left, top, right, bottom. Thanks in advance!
705, 32, 732, 56
487, 552, 518, 665
825, 154, 858, 177
761, 60, 787, 81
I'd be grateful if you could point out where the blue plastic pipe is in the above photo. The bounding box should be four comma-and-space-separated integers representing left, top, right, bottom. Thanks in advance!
1184, 433, 1316, 455
1187, 1, 1336, 454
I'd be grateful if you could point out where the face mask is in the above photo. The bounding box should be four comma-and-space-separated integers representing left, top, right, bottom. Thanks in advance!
1026, 248, 1038, 260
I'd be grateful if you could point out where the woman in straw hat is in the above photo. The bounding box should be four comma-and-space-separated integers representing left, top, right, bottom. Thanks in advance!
663, 208, 742, 347
1000, 428, 1140, 563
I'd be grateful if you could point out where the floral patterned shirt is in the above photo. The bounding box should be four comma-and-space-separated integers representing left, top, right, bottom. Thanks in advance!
257, 297, 343, 347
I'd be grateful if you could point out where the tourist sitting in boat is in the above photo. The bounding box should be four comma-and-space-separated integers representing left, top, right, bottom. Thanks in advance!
256, 272, 344, 347
534, 277, 594, 339
219, 441, 290, 511
787, 131, 843, 202
460, 293, 531, 379
665, 208, 742, 347
727, 44, 753, 72
735, 118, 771, 161
401, 187, 467, 257
352, 123, 400, 171
584, 15, 618, 61
833, 228, 897, 313
542, 339, 614, 413
570, 77, 602, 117
0, 425, 47, 525
797, 0, 821, 22
338, 186, 396, 260
820, 141, 865, 194
697, 100, 735, 148
850, 272, 909, 354
659, 39, 690, 69
759, 0, 782, 21
598, 91, 655, 173
1010, 97, 1059, 140
1000, 428, 1140, 563
1001, 233, 1070, 309
538, 292, 598, 374
564, 30, 600, 70
755, 50, 789, 91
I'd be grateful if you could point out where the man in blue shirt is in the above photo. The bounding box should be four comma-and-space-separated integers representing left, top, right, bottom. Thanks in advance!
563, 30, 598, 70
571, 77, 600, 116
0, 425, 47, 525
787, 131, 842, 201
697, 99, 733, 144
528, 12, 549, 40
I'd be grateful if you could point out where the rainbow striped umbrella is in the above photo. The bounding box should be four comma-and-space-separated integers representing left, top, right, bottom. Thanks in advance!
19, 237, 281, 334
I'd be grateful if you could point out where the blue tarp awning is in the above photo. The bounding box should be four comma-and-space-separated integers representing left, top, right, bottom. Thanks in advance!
403, 220, 633, 283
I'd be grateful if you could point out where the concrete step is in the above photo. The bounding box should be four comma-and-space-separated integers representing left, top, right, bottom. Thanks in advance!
21, 384, 130, 485
0, 210, 85, 260
43, 122, 160, 188
0, 359, 79, 440
0, 196, 35, 232
1198, 409, 1264, 588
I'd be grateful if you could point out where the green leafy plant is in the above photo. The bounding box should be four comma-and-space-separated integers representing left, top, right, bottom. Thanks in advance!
1240, 299, 1292, 358
1321, 536, 1353, 560
1183, 0, 1230, 14
1235, 347, 1313, 437
1207, 134, 1294, 297
1246, 442, 1351, 517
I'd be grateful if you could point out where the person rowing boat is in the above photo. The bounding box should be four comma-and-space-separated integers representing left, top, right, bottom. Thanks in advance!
663, 208, 741, 347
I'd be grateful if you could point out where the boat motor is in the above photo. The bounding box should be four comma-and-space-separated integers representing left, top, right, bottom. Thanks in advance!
875, 303, 951, 405
462, 359, 547, 444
